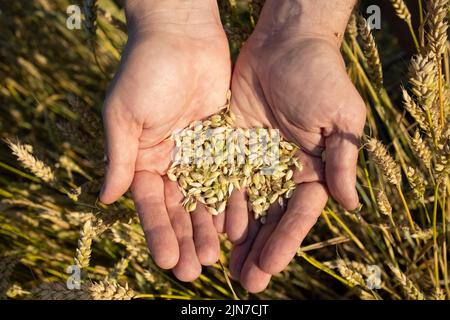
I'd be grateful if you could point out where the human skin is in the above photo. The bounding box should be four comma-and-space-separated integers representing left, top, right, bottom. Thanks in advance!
99, 0, 366, 291
99, 0, 231, 281
226, 0, 366, 292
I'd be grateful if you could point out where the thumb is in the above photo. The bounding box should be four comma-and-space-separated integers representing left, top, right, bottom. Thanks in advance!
325, 129, 360, 210
100, 105, 141, 204
325, 93, 366, 210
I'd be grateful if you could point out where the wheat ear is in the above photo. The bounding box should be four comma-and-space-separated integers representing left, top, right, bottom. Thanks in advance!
366, 138, 401, 186
411, 129, 432, 168
357, 15, 383, 89
74, 219, 95, 269
389, 0, 412, 21
426, 0, 449, 56
388, 264, 425, 300
376, 189, 392, 216
6, 138, 55, 183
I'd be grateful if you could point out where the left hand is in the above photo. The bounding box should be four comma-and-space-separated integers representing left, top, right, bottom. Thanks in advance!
226, 28, 366, 292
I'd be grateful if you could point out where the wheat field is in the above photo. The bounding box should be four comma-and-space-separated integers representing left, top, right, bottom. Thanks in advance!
0, 0, 449, 300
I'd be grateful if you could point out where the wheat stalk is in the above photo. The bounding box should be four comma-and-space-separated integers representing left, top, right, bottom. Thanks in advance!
389, 0, 419, 49
426, 0, 449, 127
83, 0, 98, 43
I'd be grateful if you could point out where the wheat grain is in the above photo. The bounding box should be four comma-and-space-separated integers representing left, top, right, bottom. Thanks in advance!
169, 104, 301, 220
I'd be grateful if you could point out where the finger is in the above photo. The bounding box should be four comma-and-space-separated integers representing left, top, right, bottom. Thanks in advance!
191, 205, 220, 266
293, 150, 325, 184
226, 190, 249, 244
100, 104, 141, 204
131, 171, 179, 269
325, 129, 360, 210
325, 96, 366, 211
213, 212, 226, 233
229, 212, 260, 280
164, 177, 202, 282
259, 182, 328, 274
239, 205, 284, 293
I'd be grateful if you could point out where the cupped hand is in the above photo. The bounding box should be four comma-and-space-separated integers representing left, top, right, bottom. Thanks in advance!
227, 32, 366, 292
99, 4, 231, 282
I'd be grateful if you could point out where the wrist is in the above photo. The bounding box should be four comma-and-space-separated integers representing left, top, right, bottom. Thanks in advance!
254, 0, 356, 46
125, 0, 224, 37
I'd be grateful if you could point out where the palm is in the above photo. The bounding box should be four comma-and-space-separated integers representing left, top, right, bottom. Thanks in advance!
103, 33, 229, 172
101, 30, 231, 281
227, 35, 366, 292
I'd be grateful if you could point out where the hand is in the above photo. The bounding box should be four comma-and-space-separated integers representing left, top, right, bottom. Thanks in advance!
226, 0, 365, 292
99, 0, 231, 281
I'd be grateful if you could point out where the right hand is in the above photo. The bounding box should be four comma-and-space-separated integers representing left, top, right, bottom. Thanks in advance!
99, 0, 231, 282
